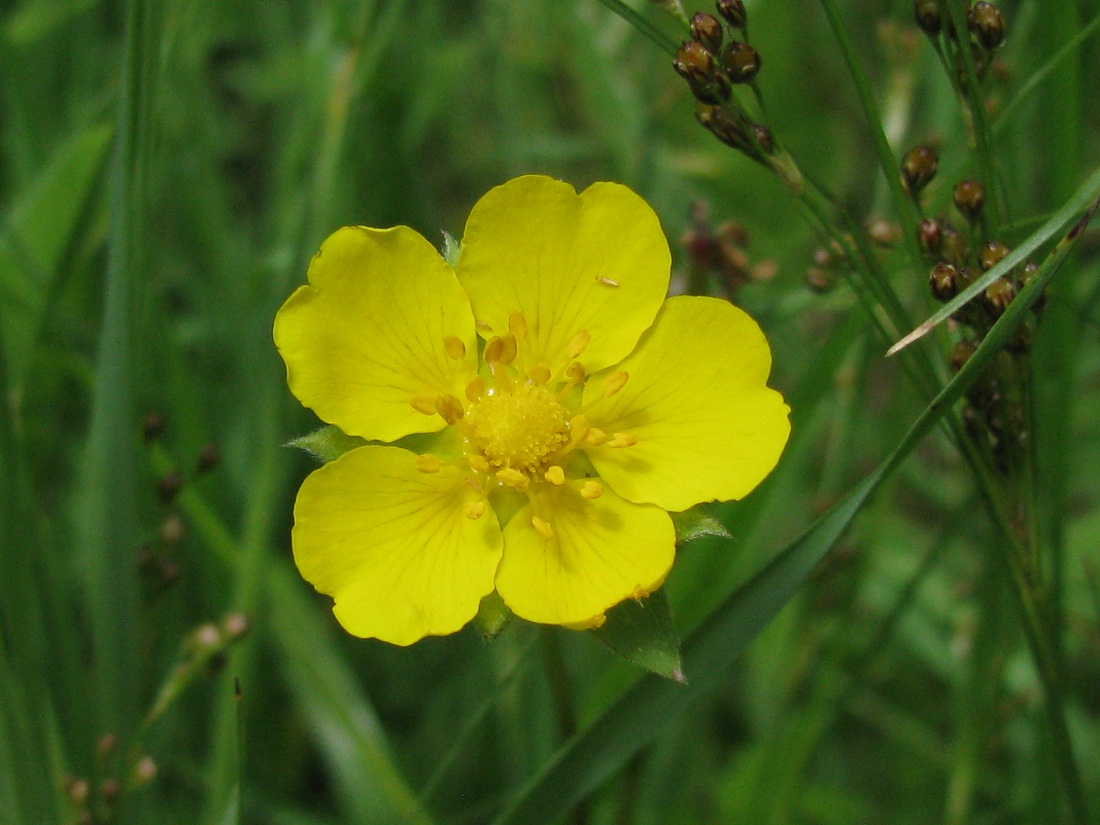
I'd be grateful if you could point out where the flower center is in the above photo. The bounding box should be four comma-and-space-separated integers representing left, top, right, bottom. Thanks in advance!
467, 383, 568, 473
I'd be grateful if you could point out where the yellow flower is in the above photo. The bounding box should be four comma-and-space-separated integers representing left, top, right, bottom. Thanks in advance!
274, 175, 790, 646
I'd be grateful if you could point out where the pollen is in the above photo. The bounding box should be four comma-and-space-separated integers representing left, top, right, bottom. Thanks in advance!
415, 454, 442, 473
467, 383, 569, 473
464, 500, 487, 520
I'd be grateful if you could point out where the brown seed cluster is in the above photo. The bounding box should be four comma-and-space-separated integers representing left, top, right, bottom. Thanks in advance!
674, 4, 772, 163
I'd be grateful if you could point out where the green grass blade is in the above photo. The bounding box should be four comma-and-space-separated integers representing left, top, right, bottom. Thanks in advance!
0, 121, 113, 389
591, 0, 680, 57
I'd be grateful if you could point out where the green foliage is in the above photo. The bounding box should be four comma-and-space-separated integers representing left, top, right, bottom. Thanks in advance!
3, 1, 1100, 824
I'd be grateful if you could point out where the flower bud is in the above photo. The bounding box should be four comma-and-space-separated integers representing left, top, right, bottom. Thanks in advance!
715, 0, 746, 29
901, 145, 938, 194
913, 0, 941, 35
918, 218, 943, 256
690, 13, 723, 52
867, 220, 902, 247
968, 1, 1006, 50
929, 262, 957, 302
978, 240, 1010, 271
953, 179, 985, 218
721, 41, 761, 83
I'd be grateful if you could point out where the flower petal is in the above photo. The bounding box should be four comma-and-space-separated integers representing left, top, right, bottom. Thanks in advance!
292, 445, 503, 646
456, 175, 670, 373
582, 295, 790, 511
274, 226, 477, 442
496, 481, 674, 626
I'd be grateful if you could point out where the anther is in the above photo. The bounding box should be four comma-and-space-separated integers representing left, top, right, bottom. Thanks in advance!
415, 454, 442, 473
464, 500, 487, 520
496, 467, 529, 490
443, 335, 466, 360
602, 370, 629, 397
411, 395, 437, 415
435, 394, 465, 424
580, 479, 604, 499
532, 516, 554, 539
565, 363, 586, 385
468, 454, 490, 473
607, 433, 638, 448
544, 465, 565, 485
529, 363, 552, 385
465, 375, 485, 403
497, 334, 517, 365
508, 310, 527, 341
585, 427, 608, 446
567, 330, 591, 360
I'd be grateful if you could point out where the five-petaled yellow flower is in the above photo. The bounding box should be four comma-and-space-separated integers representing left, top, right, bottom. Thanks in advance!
274, 175, 790, 646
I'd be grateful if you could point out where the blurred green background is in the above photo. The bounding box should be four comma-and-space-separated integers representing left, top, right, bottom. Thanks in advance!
2, 0, 1100, 823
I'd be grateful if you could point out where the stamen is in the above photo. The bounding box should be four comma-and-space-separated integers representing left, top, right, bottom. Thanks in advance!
567, 330, 591, 360
529, 363, 552, 385
496, 467, 529, 490
411, 395, 437, 415
475, 319, 493, 333
415, 454, 442, 473
435, 394, 465, 424
465, 375, 485, 403
468, 454, 490, 473
602, 370, 629, 397
464, 500, 487, 520
584, 427, 607, 446
531, 516, 554, 539
443, 335, 466, 360
565, 363, 586, 385
484, 336, 504, 364
498, 334, 518, 365
607, 432, 637, 448
567, 414, 590, 448
544, 465, 565, 485
508, 310, 528, 341
580, 479, 603, 499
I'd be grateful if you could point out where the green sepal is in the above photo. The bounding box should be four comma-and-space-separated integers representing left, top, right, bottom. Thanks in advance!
670, 505, 732, 544
591, 588, 684, 682
474, 591, 512, 640
441, 230, 461, 268
288, 425, 367, 464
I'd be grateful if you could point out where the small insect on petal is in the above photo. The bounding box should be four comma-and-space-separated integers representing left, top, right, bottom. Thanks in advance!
595, 275, 619, 287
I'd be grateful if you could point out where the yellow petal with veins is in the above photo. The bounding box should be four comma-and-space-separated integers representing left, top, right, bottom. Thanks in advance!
495, 482, 674, 626
274, 226, 476, 442
456, 176, 670, 374
582, 295, 790, 511
292, 446, 502, 646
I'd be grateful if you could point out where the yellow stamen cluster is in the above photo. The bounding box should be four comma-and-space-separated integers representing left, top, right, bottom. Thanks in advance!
408, 310, 639, 530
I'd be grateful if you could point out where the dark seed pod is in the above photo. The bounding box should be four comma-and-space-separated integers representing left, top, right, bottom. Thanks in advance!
721, 41, 761, 83
929, 262, 957, 302
716, 0, 747, 29
978, 240, 1010, 271
690, 13, 724, 52
157, 471, 183, 504
984, 278, 1016, 316
914, 0, 942, 35
918, 219, 943, 256
953, 179, 985, 218
695, 103, 749, 150
940, 223, 966, 265
142, 413, 166, 442
901, 145, 938, 194
674, 41, 716, 84
968, 1, 1006, 51
950, 339, 978, 372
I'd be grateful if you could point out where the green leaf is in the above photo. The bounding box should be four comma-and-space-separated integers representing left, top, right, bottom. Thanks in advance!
671, 506, 732, 544
288, 425, 367, 463
591, 589, 684, 681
